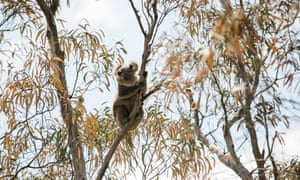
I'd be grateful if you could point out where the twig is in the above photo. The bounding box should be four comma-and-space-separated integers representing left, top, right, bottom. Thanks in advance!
129, 0, 146, 36
143, 82, 161, 100
10, 144, 44, 179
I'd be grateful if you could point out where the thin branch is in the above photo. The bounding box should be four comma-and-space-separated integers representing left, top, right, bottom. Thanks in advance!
96, 104, 140, 179
0, 6, 21, 30
10, 144, 44, 180
129, 0, 146, 36
191, 88, 252, 179
144, 0, 153, 31
227, 108, 244, 128
143, 82, 161, 100
197, 75, 252, 179
69, 60, 83, 98
143, 130, 161, 177
146, 0, 154, 23
262, 100, 278, 179
0, 106, 55, 141
96, 125, 128, 179
147, 0, 158, 42
151, 5, 177, 45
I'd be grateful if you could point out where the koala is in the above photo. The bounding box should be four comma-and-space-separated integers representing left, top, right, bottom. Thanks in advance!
113, 62, 146, 130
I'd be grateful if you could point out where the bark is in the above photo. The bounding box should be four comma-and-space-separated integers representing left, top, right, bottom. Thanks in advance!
208, 75, 253, 179
195, 126, 252, 179
218, 0, 266, 178
244, 90, 265, 180
36, 0, 87, 179
192, 96, 252, 180
237, 48, 265, 179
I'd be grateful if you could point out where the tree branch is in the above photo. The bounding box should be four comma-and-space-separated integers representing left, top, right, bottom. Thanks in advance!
36, 0, 87, 179
96, 1, 174, 179
262, 99, 278, 180
187, 87, 252, 179
96, 95, 143, 179
96, 122, 131, 179
143, 82, 161, 100
128, 0, 146, 36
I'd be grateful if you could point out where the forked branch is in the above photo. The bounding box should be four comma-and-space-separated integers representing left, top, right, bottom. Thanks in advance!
96, 1, 175, 179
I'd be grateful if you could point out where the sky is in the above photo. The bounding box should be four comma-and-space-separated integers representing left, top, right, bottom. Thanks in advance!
2, 0, 300, 179
57, 0, 148, 108
59, 0, 144, 62
59, 1, 300, 179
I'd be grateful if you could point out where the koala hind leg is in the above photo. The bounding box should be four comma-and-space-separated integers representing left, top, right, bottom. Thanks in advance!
113, 105, 130, 128
128, 107, 144, 130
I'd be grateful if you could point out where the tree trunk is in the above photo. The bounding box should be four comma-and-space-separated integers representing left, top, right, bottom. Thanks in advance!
36, 0, 87, 179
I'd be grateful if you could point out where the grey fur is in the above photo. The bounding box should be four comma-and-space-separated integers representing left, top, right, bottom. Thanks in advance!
113, 62, 145, 130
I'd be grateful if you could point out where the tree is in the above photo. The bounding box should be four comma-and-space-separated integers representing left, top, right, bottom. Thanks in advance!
0, 0, 299, 180
0, 0, 114, 179
156, 0, 300, 179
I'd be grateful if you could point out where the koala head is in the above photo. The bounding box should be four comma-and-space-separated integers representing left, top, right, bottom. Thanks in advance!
115, 62, 138, 86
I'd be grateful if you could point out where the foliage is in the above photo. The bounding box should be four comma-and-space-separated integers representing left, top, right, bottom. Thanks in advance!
156, 0, 300, 179
0, 0, 299, 179
276, 157, 300, 179
0, 0, 118, 178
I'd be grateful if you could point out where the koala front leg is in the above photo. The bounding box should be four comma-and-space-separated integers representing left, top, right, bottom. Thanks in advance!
118, 83, 145, 100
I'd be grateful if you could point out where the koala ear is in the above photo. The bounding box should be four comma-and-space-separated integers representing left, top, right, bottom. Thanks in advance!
129, 62, 138, 71
114, 65, 122, 76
